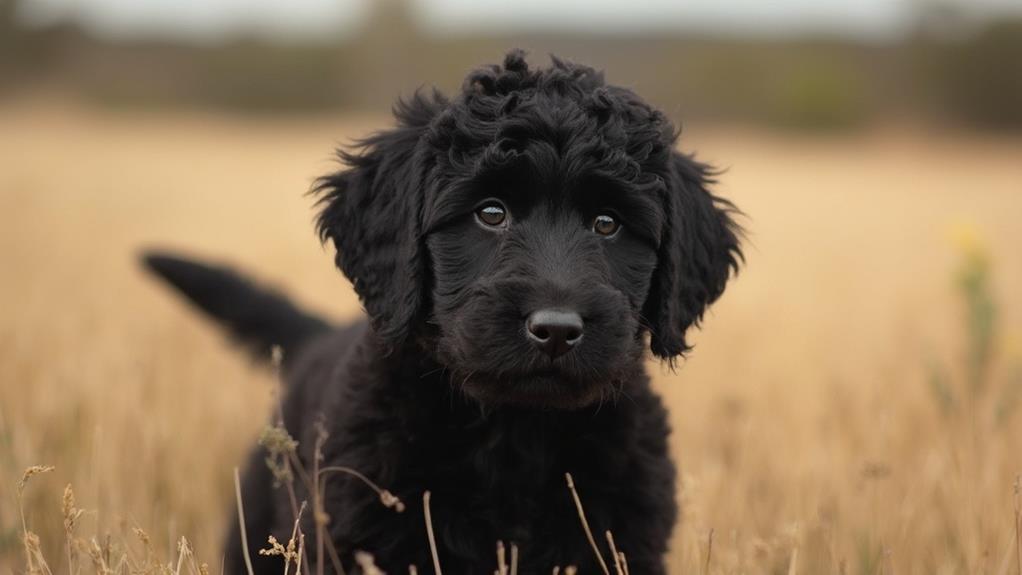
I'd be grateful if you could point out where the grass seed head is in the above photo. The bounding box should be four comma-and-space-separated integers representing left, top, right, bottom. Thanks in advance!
258, 535, 287, 557
19, 465, 55, 494
62, 484, 84, 535
354, 551, 385, 575
259, 425, 299, 485
379, 490, 405, 513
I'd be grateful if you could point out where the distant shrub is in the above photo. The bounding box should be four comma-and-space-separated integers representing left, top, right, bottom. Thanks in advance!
939, 18, 1022, 129
765, 57, 869, 131
193, 43, 350, 113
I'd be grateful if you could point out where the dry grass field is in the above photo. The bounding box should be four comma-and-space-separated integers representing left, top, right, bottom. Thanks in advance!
2, 99, 1022, 574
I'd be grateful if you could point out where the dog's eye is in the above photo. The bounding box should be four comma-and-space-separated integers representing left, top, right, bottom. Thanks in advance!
475, 202, 508, 228
592, 214, 620, 237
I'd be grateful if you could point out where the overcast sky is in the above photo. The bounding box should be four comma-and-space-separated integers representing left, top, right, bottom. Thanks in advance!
17, 0, 1022, 43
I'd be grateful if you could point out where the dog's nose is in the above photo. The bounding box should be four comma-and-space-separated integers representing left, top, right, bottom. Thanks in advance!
526, 309, 584, 359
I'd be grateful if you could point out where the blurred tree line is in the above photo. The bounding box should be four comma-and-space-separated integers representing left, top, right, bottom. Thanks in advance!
1, 0, 1020, 130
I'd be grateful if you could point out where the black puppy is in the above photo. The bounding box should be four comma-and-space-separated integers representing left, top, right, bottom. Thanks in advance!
146, 51, 741, 574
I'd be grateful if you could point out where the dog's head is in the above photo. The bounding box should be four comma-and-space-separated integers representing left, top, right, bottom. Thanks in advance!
316, 51, 741, 409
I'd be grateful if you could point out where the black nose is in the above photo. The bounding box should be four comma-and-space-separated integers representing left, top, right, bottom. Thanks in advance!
526, 309, 584, 359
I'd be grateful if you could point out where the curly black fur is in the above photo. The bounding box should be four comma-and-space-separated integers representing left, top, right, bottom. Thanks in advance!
152, 51, 742, 575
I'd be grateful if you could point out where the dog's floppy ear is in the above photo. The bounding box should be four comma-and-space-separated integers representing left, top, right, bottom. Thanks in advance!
644, 151, 742, 359
314, 93, 442, 349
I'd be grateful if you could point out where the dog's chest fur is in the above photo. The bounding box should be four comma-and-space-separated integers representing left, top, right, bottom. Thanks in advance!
273, 326, 677, 574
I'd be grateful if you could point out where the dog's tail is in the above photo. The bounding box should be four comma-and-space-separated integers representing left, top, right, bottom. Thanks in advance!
142, 251, 331, 363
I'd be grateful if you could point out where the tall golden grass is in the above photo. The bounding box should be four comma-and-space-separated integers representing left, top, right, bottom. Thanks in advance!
2, 100, 1022, 573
